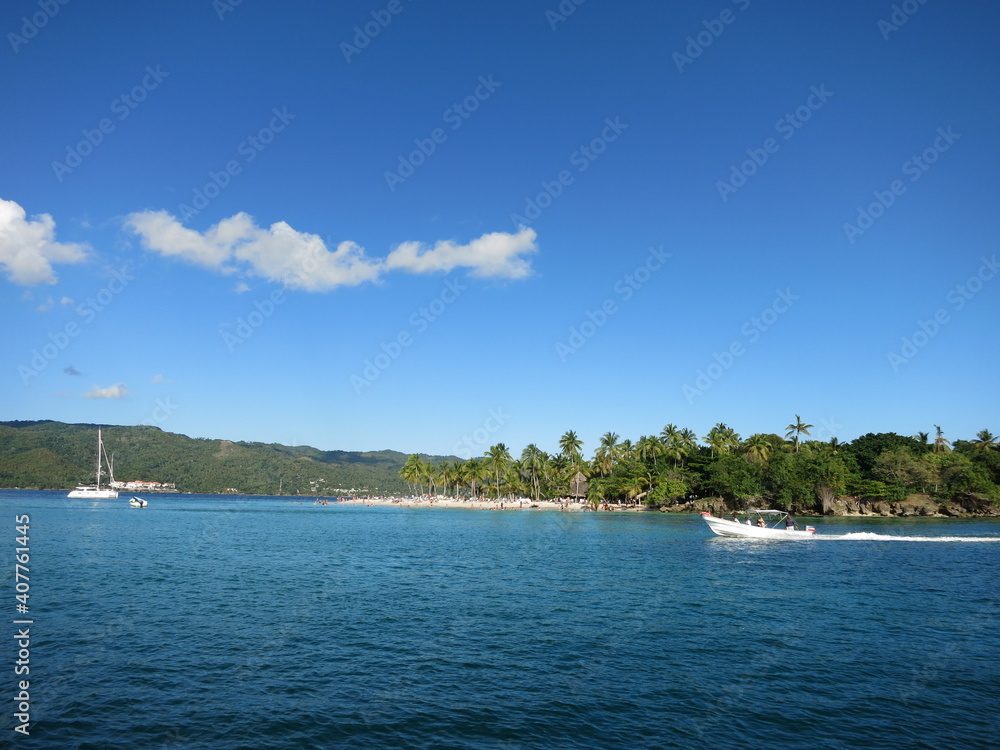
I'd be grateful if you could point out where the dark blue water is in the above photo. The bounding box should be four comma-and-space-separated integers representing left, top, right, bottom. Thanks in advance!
4, 491, 999, 749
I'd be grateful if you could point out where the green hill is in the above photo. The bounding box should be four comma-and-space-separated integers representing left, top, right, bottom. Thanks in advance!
0, 420, 453, 495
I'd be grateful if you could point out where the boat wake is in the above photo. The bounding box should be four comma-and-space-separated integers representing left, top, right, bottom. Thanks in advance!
816, 532, 1000, 543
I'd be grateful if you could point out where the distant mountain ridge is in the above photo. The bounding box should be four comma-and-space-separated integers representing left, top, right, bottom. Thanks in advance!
0, 420, 454, 495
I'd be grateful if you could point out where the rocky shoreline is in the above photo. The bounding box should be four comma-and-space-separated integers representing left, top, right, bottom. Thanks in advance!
660, 493, 1000, 518
343, 494, 999, 518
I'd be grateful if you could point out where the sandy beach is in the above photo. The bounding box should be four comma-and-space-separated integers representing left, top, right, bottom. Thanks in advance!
334, 496, 648, 512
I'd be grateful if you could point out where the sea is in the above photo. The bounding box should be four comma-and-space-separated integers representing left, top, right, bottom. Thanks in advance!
3, 490, 999, 749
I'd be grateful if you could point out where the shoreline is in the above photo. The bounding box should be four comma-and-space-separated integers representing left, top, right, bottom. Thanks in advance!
336, 496, 1000, 518
339, 496, 633, 512
339, 495, 1000, 518
6, 487, 997, 517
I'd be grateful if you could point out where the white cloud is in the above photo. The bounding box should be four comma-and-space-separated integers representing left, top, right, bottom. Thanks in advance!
0, 198, 89, 285
384, 226, 537, 279
123, 210, 242, 269
231, 221, 383, 292
84, 383, 129, 399
125, 210, 383, 291
124, 210, 538, 291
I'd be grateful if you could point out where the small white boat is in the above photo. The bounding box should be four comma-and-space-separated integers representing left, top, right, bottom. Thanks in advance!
68, 428, 119, 499
129, 496, 148, 508
701, 509, 816, 539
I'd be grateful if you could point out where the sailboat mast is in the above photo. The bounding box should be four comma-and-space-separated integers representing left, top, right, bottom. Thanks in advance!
96, 428, 103, 489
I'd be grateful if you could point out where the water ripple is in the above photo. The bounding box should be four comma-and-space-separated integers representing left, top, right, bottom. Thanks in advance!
5, 492, 999, 749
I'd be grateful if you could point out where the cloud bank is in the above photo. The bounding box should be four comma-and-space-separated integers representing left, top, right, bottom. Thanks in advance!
124, 210, 537, 291
0, 198, 89, 285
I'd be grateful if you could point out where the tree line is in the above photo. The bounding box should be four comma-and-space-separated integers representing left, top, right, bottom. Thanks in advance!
400, 418, 1000, 512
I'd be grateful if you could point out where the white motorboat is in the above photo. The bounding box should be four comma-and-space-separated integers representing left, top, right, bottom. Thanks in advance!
129, 496, 148, 508
700, 509, 816, 539
68, 428, 119, 499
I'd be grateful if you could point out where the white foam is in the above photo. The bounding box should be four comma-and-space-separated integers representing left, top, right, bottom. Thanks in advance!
815, 532, 1000, 543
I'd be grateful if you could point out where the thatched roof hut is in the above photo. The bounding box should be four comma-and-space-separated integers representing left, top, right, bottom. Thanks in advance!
569, 471, 589, 498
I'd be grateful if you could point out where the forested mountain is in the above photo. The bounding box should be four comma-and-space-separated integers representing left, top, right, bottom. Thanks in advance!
0, 420, 452, 495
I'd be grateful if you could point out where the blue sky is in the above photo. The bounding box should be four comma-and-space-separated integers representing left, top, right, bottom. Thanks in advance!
2, 0, 998, 459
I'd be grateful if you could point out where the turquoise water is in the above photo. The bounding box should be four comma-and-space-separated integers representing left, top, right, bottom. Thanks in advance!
4, 490, 999, 749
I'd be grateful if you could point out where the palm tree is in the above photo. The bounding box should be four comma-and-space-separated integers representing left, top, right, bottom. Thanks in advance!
440, 461, 462, 497
662, 438, 683, 469
703, 427, 722, 458
636, 435, 661, 467
915, 431, 929, 446
457, 459, 470, 497
742, 434, 773, 465
704, 423, 739, 457
399, 454, 422, 494
933, 425, 951, 454
595, 432, 620, 476
785, 414, 813, 453
675, 428, 698, 466
510, 458, 529, 497
558, 430, 583, 462
640, 468, 657, 500
486, 443, 512, 499
661, 427, 697, 468
547, 454, 571, 497
462, 457, 487, 498
435, 462, 450, 496
420, 461, 437, 495
725, 425, 741, 451
624, 474, 646, 506
973, 430, 998, 452
521, 444, 547, 502
619, 439, 634, 462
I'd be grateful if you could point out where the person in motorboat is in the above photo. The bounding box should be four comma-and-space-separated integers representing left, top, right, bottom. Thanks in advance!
755, 517, 766, 527
785, 515, 797, 530
731, 513, 739, 523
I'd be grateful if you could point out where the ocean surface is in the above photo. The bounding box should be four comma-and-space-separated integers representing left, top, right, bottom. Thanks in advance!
4, 490, 999, 749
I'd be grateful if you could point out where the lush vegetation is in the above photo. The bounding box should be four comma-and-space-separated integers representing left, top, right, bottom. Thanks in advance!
0, 421, 450, 495
5, 419, 997, 512
399, 420, 1000, 514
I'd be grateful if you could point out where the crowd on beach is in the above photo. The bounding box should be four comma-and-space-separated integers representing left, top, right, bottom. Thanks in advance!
330, 495, 648, 512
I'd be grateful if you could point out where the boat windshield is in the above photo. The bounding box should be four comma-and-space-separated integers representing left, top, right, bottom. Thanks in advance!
730, 509, 793, 528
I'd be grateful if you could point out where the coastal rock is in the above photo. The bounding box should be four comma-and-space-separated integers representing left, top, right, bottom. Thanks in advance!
823, 493, 999, 518
659, 498, 729, 516
891, 494, 940, 517
654, 494, 999, 518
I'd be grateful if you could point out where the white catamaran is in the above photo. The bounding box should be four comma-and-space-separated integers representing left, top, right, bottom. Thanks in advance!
67, 428, 119, 499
